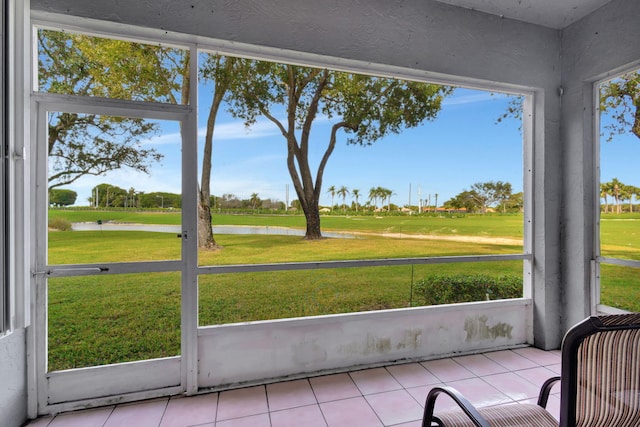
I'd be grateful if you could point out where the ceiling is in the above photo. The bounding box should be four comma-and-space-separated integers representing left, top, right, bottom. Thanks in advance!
434, 0, 614, 29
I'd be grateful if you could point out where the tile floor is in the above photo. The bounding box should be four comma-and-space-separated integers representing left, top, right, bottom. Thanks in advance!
24, 347, 561, 427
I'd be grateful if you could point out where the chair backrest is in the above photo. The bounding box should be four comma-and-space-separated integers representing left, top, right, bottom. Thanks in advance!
560, 313, 640, 427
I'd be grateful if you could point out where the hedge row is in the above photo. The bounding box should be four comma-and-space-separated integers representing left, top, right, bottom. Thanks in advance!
414, 274, 522, 305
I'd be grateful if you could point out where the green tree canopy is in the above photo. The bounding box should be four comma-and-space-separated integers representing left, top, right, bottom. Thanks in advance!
89, 183, 126, 208
600, 71, 640, 141
444, 190, 481, 213
38, 29, 187, 190
40, 30, 228, 250
225, 62, 452, 239
469, 181, 512, 213
600, 178, 640, 213
505, 191, 524, 212
49, 189, 77, 207
139, 192, 182, 209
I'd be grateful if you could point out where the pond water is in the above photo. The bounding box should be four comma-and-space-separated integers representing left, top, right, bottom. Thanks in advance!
71, 223, 355, 239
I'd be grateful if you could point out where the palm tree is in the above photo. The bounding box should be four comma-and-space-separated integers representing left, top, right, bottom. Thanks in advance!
611, 178, 622, 213
376, 186, 386, 210
630, 186, 640, 213
386, 189, 395, 212
623, 184, 639, 213
352, 189, 360, 213
434, 193, 439, 211
600, 183, 610, 213
337, 186, 350, 213
620, 184, 633, 212
127, 187, 136, 209
249, 192, 260, 210
327, 185, 336, 212
378, 187, 394, 211
368, 187, 379, 210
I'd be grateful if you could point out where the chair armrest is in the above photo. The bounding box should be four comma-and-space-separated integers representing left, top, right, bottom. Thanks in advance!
537, 376, 561, 408
422, 386, 492, 427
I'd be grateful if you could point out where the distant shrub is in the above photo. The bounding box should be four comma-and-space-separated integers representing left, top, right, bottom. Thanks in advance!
414, 274, 522, 306
48, 217, 73, 231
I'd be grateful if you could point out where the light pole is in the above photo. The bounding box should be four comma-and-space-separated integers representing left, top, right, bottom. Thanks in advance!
156, 195, 164, 209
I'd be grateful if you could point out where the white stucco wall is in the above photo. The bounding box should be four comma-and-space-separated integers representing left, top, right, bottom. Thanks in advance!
198, 300, 531, 388
559, 0, 640, 332
0, 330, 27, 427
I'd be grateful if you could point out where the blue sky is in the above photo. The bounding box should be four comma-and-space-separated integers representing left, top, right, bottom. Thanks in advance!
65, 81, 639, 208
600, 118, 640, 188
204, 88, 522, 208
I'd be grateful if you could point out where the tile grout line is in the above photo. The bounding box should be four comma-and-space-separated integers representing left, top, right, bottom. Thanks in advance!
306, 378, 331, 427
154, 396, 171, 427
360, 387, 389, 427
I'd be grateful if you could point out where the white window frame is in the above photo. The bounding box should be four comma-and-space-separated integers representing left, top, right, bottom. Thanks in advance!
0, 0, 7, 335
592, 64, 640, 314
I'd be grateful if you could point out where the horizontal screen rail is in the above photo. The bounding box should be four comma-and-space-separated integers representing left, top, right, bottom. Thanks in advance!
40, 254, 532, 277
198, 253, 530, 275
32, 92, 192, 120
41, 260, 182, 277
598, 256, 640, 269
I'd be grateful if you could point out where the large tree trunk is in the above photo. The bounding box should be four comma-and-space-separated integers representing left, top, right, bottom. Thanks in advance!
197, 56, 236, 250
198, 192, 221, 250
302, 202, 323, 240
288, 167, 323, 240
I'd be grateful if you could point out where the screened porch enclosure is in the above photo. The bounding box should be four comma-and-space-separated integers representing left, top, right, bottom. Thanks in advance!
2, 0, 639, 425
26, 15, 540, 414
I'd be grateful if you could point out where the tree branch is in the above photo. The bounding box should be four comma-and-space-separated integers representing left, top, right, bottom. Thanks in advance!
314, 121, 352, 200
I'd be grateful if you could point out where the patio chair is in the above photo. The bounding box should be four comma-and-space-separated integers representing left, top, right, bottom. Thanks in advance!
422, 313, 640, 427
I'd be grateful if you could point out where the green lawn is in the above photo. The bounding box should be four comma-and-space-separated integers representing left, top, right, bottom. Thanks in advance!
49, 209, 182, 225
599, 264, 640, 311
45, 210, 640, 371
600, 213, 640, 260
48, 272, 181, 369
598, 214, 640, 310
49, 208, 524, 239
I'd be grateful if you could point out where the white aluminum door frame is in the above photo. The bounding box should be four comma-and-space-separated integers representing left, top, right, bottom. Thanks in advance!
32, 93, 198, 414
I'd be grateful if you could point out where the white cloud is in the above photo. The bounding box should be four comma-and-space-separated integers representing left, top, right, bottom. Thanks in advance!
199, 119, 281, 141
443, 92, 498, 106
139, 118, 282, 147
141, 132, 181, 146
141, 114, 338, 147
211, 152, 289, 199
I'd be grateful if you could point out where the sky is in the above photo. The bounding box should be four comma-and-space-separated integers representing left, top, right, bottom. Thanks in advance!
60, 78, 639, 209
600, 117, 640, 188
208, 89, 523, 208
63, 86, 525, 208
